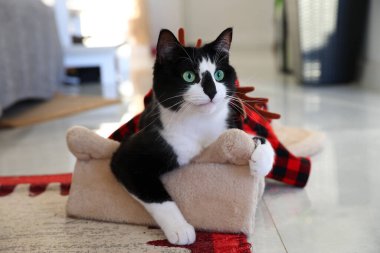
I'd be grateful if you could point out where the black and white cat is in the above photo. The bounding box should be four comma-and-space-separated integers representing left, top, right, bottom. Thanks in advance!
111, 28, 274, 245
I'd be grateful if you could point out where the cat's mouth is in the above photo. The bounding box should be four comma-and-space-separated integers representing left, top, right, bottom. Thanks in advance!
198, 101, 214, 107
193, 101, 218, 113
184, 97, 222, 113
192, 97, 226, 108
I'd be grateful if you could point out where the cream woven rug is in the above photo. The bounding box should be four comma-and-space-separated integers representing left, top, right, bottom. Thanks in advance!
0, 182, 250, 253
1, 184, 163, 252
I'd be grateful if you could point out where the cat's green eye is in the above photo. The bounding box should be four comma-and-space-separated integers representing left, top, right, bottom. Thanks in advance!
182, 71, 196, 83
214, 70, 224, 81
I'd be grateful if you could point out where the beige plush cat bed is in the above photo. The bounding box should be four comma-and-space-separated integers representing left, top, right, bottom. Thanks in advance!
66, 125, 324, 237
66, 126, 265, 237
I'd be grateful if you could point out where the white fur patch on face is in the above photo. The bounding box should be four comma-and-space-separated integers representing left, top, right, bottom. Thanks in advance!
183, 57, 227, 113
199, 57, 216, 76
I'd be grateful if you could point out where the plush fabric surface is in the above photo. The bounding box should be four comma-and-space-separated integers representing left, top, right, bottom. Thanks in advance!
66, 126, 265, 237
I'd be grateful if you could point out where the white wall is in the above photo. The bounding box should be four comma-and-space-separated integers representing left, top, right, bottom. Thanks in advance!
361, 0, 380, 91
184, 0, 274, 49
146, 0, 185, 47
146, 0, 274, 50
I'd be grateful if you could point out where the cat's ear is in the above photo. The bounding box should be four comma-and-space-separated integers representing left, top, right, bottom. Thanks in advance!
212, 28, 233, 53
156, 29, 181, 62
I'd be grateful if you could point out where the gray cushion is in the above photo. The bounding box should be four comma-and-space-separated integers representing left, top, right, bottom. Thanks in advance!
0, 0, 63, 112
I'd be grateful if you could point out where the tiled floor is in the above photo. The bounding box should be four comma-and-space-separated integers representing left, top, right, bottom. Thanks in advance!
1, 48, 380, 252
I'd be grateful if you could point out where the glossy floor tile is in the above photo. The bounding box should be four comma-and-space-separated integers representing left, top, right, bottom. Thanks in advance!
0, 105, 123, 176
1, 48, 380, 252
252, 202, 286, 253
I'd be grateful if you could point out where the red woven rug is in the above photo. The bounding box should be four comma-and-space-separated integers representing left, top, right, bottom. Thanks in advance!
0, 173, 252, 253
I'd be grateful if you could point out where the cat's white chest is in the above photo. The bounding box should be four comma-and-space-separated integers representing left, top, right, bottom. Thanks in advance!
159, 104, 229, 166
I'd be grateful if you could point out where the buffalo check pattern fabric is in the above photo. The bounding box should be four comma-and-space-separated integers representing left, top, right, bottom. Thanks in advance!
109, 88, 311, 187
242, 105, 311, 187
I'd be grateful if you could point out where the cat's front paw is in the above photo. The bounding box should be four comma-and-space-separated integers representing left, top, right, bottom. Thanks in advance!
163, 222, 196, 245
249, 137, 275, 176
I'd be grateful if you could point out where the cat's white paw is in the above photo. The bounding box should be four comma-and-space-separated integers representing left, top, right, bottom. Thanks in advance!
249, 137, 275, 177
141, 201, 196, 245
163, 222, 196, 245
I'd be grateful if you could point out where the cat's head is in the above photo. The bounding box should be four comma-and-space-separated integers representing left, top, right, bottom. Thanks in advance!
153, 28, 237, 114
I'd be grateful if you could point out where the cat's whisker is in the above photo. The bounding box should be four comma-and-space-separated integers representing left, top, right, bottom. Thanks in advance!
226, 95, 267, 121
225, 93, 267, 105
228, 99, 254, 118
147, 91, 201, 121
143, 94, 186, 119
159, 93, 187, 102
233, 96, 268, 105
229, 101, 245, 116
227, 90, 268, 103
136, 114, 160, 134
137, 99, 186, 133
230, 91, 251, 95
231, 107, 245, 119
163, 101, 192, 135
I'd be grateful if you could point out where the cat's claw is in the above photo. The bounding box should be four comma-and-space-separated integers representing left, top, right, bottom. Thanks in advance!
249, 137, 275, 177
163, 222, 196, 245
